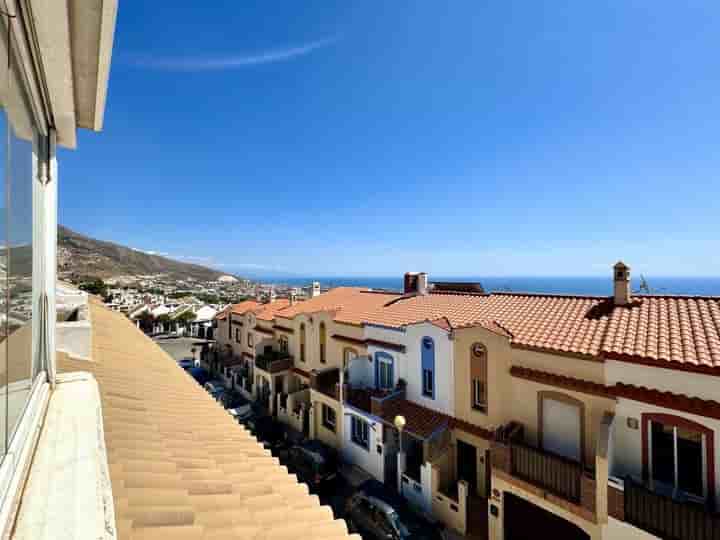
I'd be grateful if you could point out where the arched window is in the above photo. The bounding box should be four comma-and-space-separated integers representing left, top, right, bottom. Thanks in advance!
300, 323, 306, 362
471, 343, 487, 412
421, 337, 435, 399
375, 351, 394, 390
279, 335, 289, 354
319, 322, 327, 363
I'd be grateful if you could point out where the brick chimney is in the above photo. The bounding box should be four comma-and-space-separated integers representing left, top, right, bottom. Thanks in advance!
613, 261, 631, 306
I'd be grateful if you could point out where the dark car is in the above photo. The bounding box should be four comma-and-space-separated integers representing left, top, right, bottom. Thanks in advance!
246, 415, 290, 451
221, 390, 250, 410
287, 440, 338, 490
188, 367, 211, 386
177, 358, 195, 370
345, 480, 446, 540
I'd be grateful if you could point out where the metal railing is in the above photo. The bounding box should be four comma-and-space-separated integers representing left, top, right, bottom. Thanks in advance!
510, 443, 583, 503
254, 351, 292, 373
625, 477, 720, 540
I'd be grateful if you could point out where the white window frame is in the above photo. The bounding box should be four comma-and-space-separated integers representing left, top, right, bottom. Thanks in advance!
378, 356, 393, 389
351, 416, 369, 449
422, 368, 433, 397
472, 379, 486, 410
647, 420, 708, 501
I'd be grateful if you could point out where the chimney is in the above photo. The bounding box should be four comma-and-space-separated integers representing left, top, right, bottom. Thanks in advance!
311, 282, 321, 298
289, 291, 297, 306
613, 261, 631, 306
269, 288, 276, 303
403, 272, 429, 295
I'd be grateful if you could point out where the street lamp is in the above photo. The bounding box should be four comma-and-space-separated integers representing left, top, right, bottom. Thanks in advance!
394, 415, 406, 492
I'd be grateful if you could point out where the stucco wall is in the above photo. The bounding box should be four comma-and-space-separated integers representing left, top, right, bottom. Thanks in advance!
365, 323, 454, 416
602, 517, 659, 540
607, 360, 720, 402
453, 326, 513, 430
508, 376, 616, 466
342, 407, 384, 481
310, 389, 343, 450
611, 397, 720, 508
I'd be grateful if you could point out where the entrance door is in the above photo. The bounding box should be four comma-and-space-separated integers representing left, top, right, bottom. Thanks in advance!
542, 397, 581, 462
383, 425, 398, 488
457, 440, 478, 494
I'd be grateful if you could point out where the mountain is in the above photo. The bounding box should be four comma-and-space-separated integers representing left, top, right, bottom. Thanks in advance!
57, 225, 234, 282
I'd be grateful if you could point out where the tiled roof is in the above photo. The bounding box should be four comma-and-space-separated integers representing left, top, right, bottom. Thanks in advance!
254, 299, 291, 321
59, 301, 355, 540
379, 399, 451, 439
276, 288, 400, 326
230, 300, 260, 315
364, 293, 491, 329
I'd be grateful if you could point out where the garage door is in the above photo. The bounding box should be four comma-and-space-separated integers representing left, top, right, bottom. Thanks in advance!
542, 397, 581, 461
504, 492, 589, 540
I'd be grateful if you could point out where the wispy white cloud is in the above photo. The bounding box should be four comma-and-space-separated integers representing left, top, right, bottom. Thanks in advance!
127, 37, 338, 72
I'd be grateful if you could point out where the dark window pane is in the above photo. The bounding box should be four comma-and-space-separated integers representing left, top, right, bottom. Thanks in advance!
677, 428, 704, 497
651, 422, 675, 487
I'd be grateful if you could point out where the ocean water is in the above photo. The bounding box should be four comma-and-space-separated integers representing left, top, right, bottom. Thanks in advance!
259, 276, 720, 296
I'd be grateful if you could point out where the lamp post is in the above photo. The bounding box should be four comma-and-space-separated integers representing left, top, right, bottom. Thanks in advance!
394, 415, 406, 493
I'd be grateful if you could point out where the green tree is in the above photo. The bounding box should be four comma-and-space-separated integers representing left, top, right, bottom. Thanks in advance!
79, 278, 107, 297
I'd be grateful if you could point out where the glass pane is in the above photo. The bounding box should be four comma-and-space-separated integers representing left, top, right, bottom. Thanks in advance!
0, 100, 6, 459
651, 422, 675, 487
2, 19, 35, 450
677, 427, 704, 497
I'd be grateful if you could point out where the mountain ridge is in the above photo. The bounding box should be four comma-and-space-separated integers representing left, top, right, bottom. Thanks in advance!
58, 225, 236, 282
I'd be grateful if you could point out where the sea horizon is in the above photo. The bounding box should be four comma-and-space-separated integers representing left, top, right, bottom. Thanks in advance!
250, 275, 720, 297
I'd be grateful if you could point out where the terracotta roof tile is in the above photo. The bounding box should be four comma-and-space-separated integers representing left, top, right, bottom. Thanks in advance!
59, 301, 355, 540
276, 288, 400, 325
379, 399, 451, 439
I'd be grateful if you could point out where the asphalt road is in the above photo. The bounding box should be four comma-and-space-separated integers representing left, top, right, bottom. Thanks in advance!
154, 336, 211, 362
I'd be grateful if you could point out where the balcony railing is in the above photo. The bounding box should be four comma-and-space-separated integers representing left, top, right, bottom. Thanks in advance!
254, 351, 292, 373
491, 423, 595, 512
510, 443, 582, 503
624, 477, 720, 540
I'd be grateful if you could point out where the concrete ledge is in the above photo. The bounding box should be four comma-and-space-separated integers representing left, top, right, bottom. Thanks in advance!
13, 372, 116, 539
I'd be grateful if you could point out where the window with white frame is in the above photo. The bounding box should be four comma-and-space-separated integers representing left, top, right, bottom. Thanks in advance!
322, 404, 336, 432
648, 420, 706, 500
470, 343, 487, 412
376, 352, 393, 390
421, 337, 435, 398
351, 416, 369, 449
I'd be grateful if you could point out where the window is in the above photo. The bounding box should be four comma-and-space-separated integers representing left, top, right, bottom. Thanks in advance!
471, 343, 487, 412
319, 322, 327, 363
649, 420, 706, 499
351, 416, 370, 449
375, 352, 394, 390
247, 332, 254, 348
279, 335, 288, 354
300, 323, 306, 362
322, 404, 336, 432
235, 328, 241, 343
421, 337, 435, 398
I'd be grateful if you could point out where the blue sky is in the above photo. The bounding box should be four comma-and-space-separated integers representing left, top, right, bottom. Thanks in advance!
59, 1, 720, 278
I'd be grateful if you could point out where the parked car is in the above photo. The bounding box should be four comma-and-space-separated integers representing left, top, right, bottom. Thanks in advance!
188, 367, 211, 386
345, 480, 445, 540
221, 390, 250, 410
203, 380, 225, 397
245, 415, 291, 451
177, 358, 195, 370
286, 440, 338, 490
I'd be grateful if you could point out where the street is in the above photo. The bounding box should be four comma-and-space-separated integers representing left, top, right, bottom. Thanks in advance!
154, 336, 211, 362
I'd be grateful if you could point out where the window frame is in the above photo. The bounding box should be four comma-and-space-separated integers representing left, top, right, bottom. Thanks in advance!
322, 404, 336, 432
643, 413, 712, 502
470, 342, 487, 412
375, 352, 394, 390
299, 323, 306, 362
421, 336, 435, 399
247, 332, 254, 348
351, 416, 370, 450
319, 322, 327, 364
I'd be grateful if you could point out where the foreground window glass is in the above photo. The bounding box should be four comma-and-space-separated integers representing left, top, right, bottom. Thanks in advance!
0, 13, 37, 457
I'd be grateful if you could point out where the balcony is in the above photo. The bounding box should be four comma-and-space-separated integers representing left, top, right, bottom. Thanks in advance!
491, 423, 596, 519
254, 351, 292, 373
613, 477, 720, 540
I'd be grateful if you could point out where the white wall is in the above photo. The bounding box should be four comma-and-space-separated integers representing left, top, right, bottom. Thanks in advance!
364, 322, 454, 416
607, 360, 720, 402
348, 354, 373, 387
602, 518, 660, 540
342, 407, 384, 481
612, 396, 720, 508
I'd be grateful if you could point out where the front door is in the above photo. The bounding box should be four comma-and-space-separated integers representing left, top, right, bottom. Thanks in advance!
457, 440, 478, 494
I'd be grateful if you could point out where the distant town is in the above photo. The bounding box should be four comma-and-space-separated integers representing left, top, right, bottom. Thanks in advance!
70, 271, 326, 338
